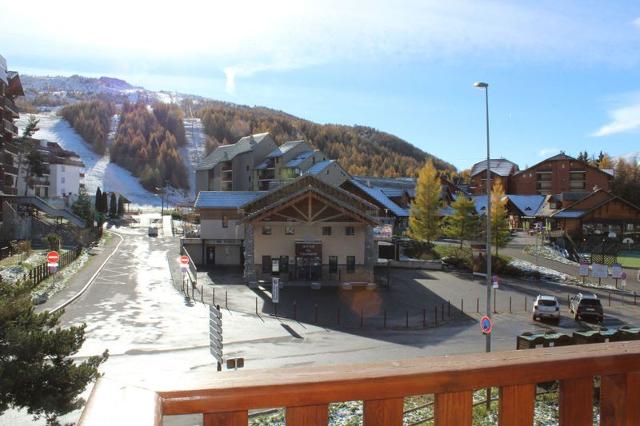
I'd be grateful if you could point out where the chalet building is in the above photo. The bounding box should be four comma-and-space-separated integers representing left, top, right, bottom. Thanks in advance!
550, 189, 640, 239
469, 159, 518, 195
195, 133, 349, 194
0, 54, 24, 195
510, 154, 613, 195
185, 175, 378, 284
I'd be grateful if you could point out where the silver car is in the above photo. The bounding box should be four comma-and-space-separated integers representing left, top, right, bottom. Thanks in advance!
532, 295, 560, 323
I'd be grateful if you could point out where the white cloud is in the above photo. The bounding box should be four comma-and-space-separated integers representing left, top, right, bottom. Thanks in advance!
592, 98, 640, 137
538, 148, 560, 157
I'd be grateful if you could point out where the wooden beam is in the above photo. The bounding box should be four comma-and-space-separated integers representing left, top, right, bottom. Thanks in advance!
310, 204, 329, 221
203, 411, 248, 426
434, 390, 472, 425
559, 377, 592, 426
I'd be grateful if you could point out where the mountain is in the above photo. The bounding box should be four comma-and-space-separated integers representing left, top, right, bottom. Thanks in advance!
19, 74, 455, 176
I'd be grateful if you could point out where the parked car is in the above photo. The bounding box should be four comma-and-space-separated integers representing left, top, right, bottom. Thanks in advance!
148, 226, 158, 237
532, 295, 560, 323
569, 293, 604, 323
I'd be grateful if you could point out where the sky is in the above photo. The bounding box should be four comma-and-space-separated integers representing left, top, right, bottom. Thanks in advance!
2, 0, 640, 171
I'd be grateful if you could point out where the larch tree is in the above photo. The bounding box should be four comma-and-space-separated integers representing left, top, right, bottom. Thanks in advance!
444, 193, 479, 248
408, 160, 442, 244
490, 179, 511, 255
109, 193, 117, 217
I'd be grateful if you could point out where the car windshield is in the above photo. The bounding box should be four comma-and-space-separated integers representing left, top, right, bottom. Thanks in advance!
580, 299, 601, 306
538, 299, 556, 306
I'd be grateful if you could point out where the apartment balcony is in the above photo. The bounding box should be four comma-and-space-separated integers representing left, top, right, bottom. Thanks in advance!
2, 119, 17, 136
3, 164, 18, 176
257, 169, 276, 180
4, 97, 19, 118
78, 341, 640, 425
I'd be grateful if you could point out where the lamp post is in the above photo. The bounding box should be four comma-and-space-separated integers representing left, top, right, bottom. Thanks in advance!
474, 81, 492, 354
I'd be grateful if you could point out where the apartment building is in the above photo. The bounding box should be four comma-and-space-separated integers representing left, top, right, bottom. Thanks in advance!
469, 158, 519, 195
0, 54, 24, 195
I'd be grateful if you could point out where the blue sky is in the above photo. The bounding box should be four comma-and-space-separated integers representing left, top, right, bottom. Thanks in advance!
2, 0, 640, 171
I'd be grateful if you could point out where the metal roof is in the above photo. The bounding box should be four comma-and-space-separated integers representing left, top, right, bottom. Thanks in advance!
305, 159, 334, 175
266, 140, 306, 158
552, 210, 587, 219
507, 195, 546, 217
380, 188, 405, 198
196, 133, 270, 171
195, 191, 264, 209
470, 159, 518, 177
286, 151, 314, 168
350, 179, 408, 217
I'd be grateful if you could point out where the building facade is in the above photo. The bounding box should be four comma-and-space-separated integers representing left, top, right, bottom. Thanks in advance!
185, 176, 379, 284
469, 159, 518, 195
0, 55, 24, 195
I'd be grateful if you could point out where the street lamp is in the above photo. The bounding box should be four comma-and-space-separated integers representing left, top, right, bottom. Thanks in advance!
474, 81, 492, 354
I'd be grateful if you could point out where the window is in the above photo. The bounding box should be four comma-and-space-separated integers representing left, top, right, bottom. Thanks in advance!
346, 256, 355, 273
322, 226, 332, 236
222, 215, 228, 228
329, 256, 338, 273
285, 225, 295, 235
345, 226, 355, 236
262, 224, 272, 235
262, 256, 271, 273
279, 256, 289, 273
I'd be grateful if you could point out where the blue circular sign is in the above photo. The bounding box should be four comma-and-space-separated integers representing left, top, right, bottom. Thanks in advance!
481, 315, 492, 334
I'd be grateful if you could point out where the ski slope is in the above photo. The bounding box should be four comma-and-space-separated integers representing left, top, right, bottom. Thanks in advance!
16, 113, 167, 208
181, 117, 206, 201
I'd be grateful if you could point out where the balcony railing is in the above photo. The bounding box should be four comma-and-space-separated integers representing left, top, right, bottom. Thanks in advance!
2, 119, 17, 136
78, 340, 640, 425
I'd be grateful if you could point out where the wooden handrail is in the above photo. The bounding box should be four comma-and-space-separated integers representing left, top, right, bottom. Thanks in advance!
79, 341, 640, 425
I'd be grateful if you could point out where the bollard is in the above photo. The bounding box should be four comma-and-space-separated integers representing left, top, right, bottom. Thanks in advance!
461, 298, 464, 314
477, 297, 480, 313
567, 294, 570, 306
525, 296, 527, 312
609, 292, 611, 307
435, 306, 438, 327
493, 289, 497, 314
255, 297, 258, 315
225, 291, 228, 309
274, 303, 278, 317
509, 296, 512, 314
406, 311, 409, 328
423, 308, 426, 328
293, 302, 297, 320
635, 292, 637, 306
384, 310, 387, 328
315, 304, 319, 324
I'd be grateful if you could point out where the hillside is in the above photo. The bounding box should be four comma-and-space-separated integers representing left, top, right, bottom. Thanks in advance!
20, 74, 455, 179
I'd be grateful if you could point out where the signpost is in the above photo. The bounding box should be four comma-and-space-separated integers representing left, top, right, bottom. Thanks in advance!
579, 261, 589, 283
621, 271, 627, 289
47, 251, 59, 268
592, 263, 608, 285
209, 304, 223, 371
481, 315, 493, 334
492, 275, 499, 289
612, 263, 623, 288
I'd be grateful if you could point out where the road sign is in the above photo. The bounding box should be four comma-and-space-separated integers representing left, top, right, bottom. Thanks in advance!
47, 251, 59, 267
492, 275, 499, 289
272, 277, 280, 303
611, 263, 623, 279
480, 315, 493, 334
621, 271, 628, 280
579, 261, 590, 277
592, 263, 608, 279
180, 255, 189, 266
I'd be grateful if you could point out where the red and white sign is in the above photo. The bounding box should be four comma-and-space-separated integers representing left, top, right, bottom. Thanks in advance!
47, 251, 59, 267
179, 255, 189, 266
481, 315, 493, 334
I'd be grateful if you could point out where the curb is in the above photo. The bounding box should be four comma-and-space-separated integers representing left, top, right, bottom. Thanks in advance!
50, 231, 124, 314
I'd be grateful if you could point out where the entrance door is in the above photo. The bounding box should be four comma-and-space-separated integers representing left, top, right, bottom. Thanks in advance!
206, 246, 215, 267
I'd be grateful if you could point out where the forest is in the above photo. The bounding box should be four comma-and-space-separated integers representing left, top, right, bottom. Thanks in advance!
192, 102, 456, 177
111, 102, 189, 191
58, 100, 115, 154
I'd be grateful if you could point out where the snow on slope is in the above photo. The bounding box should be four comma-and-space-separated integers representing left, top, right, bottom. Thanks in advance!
16, 112, 167, 208
181, 117, 206, 200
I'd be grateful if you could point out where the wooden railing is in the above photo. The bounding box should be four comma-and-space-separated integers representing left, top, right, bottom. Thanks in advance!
78, 341, 640, 425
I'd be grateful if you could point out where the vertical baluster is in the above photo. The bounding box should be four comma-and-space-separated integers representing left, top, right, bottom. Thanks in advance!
499, 383, 535, 426
203, 411, 248, 426
434, 390, 472, 425
286, 404, 328, 425
363, 398, 403, 426
601, 372, 640, 426
559, 377, 592, 426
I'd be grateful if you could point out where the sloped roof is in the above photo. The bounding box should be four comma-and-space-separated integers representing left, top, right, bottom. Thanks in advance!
553, 210, 587, 219
266, 140, 306, 158
508, 195, 546, 217
196, 133, 270, 171
286, 151, 314, 168
353, 176, 416, 190
195, 191, 264, 209
305, 159, 334, 175
470, 159, 518, 177
349, 179, 409, 217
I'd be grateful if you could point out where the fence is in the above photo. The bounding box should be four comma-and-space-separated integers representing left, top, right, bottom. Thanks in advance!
26, 247, 82, 286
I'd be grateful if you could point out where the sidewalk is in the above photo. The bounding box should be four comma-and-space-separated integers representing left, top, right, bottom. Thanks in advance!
35, 230, 123, 313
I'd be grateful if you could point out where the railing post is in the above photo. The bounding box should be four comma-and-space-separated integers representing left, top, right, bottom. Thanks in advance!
434, 390, 472, 425
559, 377, 593, 426
509, 296, 512, 314
499, 384, 535, 425
600, 372, 640, 425
286, 405, 328, 425
405, 311, 409, 328
364, 399, 403, 425
477, 297, 479, 313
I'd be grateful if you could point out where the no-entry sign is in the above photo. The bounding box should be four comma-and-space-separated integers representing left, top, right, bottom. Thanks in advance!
480, 315, 493, 334
47, 251, 59, 267
179, 255, 189, 266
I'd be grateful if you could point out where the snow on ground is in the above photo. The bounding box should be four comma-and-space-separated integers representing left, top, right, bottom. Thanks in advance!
524, 244, 577, 266
508, 258, 578, 283
16, 112, 176, 209
182, 117, 206, 201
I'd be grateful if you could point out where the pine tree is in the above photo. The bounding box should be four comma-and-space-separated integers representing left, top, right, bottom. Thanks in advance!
95, 187, 102, 211
444, 193, 479, 248
0, 279, 107, 423
490, 180, 510, 255
408, 160, 442, 244
100, 192, 108, 214
21, 115, 40, 138
71, 186, 95, 228
109, 193, 117, 217
116, 195, 125, 217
